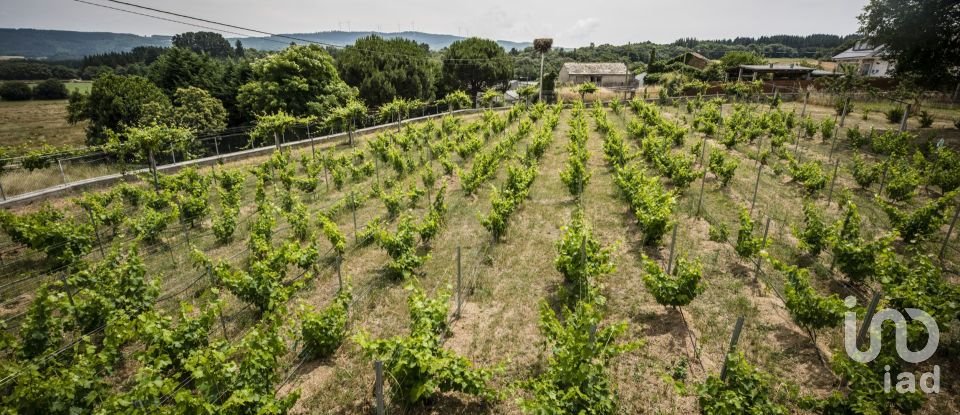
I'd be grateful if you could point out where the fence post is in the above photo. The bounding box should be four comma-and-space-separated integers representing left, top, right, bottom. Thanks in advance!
170, 145, 177, 164
374, 361, 385, 415
749, 162, 762, 216
336, 255, 343, 291
877, 162, 890, 197
899, 104, 911, 132
800, 91, 809, 117
754, 217, 771, 278
696, 148, 708, 217
836, 96, 849, 127
59, 273, 75, 308
857, 293, 882, 345
350, 193, 359, 243
456, 246, 462, 318
939, 200, 960, 261
204, 264, 230, 340
666, 225, 678, 275
0, 181, 6, 201
57, 158, 67, 185
827, 160, 840, 205
720, 316, 745, 381
86, 208, 106, 257
214, 136, 221, 158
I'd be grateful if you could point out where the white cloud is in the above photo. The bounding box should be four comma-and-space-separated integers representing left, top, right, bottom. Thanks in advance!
560, 17, 600, 45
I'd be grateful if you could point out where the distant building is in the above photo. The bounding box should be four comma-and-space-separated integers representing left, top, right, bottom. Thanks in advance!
728, 64, 816, 81
832, 42, 894, 77
670, 51, 711, 69
558, 62, 631, 87
0, 56, 26, 61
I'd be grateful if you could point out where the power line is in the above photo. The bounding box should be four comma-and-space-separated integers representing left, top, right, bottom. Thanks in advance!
75, 0, 517, 63
72, 0, 289, 45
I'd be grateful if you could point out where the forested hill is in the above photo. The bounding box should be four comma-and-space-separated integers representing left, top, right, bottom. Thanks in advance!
0, 28, 531, 59
233, 31, 532, 52
0, 29, 171, 60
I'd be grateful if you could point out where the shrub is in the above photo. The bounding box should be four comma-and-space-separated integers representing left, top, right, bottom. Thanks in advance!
845, 125, 869, 148
708, 223, 728, 242
555, 209, 616, 300
642, 255, 704, 308
0, 81, 32, 101
520, 298, 640, 415
795, 202, 828, 256
735, 207, 766, 261
883, 159, 920, 202
870, 130, 911, 156
834, 97, 852, 116
918, 110, 934, 128
698, 352, 787, 415
355, 285, 492, 405
302, 287, 351, 359
819, 117, 836, 142
789, 160, 827, 194
708, 151, 738, 187
375, 215, 428, 280
32, 79, 68, 100
850, 153, 880, 189
885, 107, 904, 124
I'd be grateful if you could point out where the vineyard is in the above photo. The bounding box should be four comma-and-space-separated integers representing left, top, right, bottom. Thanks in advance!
0, 95, 958, 414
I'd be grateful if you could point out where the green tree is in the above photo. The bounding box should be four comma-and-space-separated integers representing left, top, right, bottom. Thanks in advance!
441, 90, 472, 113
337, 35, 435, 107
238, 44, 355, 117
858, 0, 960, 89
442, 38, 513, 105
576, 82, 598, 101
172, 86, 227, 134
171, 31, 234, 58
250, 111, 302, 150
67, 73, 171, 145
517, 84, 537, 105
32, 79, 68, 100
379, 97, 419, 131
234, 39, 245, 57
113, 124, 193, 188
479, 89, 501, 108
719, 51, 766, 71
148, 47, 221, 95
328, 99, 368, 146
0, 81, 32, 101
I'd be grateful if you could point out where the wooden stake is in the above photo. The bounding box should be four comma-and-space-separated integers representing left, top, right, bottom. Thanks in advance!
374, 361, 385, 415
456, 246, 462, 318
939, 200, 960, 261
827, 160, 840, 205
749, 162, 762, 216
666, 225, 679, 275
720, 316, 745, 381
696, 151, 708, 217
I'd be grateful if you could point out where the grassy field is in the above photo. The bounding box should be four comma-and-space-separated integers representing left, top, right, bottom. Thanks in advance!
0, 99, 87, 148
0, 101, 958, 414
21, 80, 91, 94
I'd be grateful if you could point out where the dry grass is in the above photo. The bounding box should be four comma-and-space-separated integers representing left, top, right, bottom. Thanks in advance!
0, 100, 88, 149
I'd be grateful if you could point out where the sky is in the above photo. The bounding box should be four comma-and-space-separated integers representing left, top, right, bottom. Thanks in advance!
2, 0, 871, 46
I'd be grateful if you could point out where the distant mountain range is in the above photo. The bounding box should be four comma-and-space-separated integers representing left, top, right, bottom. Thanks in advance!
0, 28, 532, 60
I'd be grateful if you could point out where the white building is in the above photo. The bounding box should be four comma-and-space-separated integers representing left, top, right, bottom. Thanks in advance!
558, 62, 631, 87
832, 42, 895, 77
